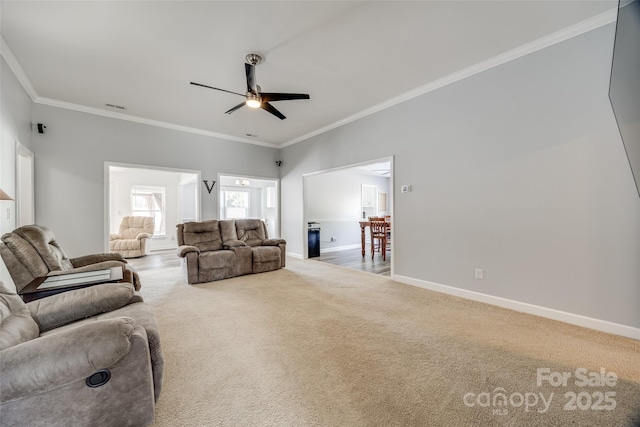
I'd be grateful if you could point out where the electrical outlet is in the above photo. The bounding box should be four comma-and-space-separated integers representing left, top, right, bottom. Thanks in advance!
474, 269, 484, 280
6, 208, 10, 220
330, 237, 336, 242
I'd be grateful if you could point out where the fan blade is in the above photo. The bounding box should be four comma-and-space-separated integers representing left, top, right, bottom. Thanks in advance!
190, 82, 245, 97
245, 63, 258, 95
260, 102, 286, 120
260, 92, 310, 102
225, 102, 246, 115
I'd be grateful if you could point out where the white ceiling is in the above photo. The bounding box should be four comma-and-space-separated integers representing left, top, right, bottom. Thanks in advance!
1, 1, 617, 147
356, 161, 391, 177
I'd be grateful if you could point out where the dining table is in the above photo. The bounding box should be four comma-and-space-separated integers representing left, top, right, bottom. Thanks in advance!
358, 221, 371, 257
358, 219, 391, 257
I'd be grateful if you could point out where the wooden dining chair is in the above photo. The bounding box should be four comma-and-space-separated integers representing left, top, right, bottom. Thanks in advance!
369, 217, 388, 261
383, 215, 391, 250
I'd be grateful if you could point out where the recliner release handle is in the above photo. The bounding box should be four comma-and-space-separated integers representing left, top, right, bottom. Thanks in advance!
86, 369, 111, 388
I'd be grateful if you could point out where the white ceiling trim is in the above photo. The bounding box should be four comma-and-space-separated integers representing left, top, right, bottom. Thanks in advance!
280, 8, 617, 148
1, 36, 38, 102
1, 8, 617, 150
35, 97, 278, 148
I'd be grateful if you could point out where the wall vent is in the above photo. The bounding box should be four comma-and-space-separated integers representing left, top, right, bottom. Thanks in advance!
104, 103, 126, 110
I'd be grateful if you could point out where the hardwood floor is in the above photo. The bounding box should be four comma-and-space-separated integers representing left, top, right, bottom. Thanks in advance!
127, 246, 391, 277
126, 249, 180, 271
312, 246, 391, 276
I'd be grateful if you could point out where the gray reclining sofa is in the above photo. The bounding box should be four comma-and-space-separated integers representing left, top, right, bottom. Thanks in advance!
176, 219, 286, 284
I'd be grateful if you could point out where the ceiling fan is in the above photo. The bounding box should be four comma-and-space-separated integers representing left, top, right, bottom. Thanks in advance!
190, 53, 310, 120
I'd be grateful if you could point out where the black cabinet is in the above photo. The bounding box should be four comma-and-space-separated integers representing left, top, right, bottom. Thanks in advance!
308, 225, 320, 258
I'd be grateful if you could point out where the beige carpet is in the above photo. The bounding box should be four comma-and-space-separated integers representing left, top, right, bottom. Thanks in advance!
140, 258, 640, 427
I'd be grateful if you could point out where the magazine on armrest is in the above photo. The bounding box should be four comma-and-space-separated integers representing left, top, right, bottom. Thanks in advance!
38, 269, 113, 290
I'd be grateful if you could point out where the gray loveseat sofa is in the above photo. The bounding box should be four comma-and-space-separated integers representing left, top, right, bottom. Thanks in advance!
176, 219, 286, 284
0, 281, 164, 427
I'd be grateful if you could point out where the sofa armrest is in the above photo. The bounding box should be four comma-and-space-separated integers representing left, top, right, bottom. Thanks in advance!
109, 233, 122, 241
70, 253, 125, 267
26, 282, 136, 332
177, 245, 199, 258
0, 317, 137, 402
223, 240, 247, 249
136, 233, 153, 241
263, 238, 286, 246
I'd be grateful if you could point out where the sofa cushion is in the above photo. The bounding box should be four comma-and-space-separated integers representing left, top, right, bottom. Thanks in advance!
15, 225, 74, 271
183, 220, 223, 251
119, 216, 154, 240
0, 292, 39, 351
110, 239, 142, 251
199, 250, 235, 270
252, 246, 280, 263
219, 220, 238, 242
235, 219, 267, 247
1, 233, 50, 279
251, 246, 281, 273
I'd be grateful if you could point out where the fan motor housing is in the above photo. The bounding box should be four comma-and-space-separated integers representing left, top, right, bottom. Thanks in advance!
245, 53, 264, 65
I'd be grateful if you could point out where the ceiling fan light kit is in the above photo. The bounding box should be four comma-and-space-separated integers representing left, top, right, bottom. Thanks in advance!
191, 52, 309, 120
246, 93, 261, 109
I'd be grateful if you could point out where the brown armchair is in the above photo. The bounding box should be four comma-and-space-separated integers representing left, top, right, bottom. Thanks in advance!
0, 224, 141, 293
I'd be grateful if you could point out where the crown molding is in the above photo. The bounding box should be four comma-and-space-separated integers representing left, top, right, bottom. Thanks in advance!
1, 36, 38, 101
279, 8, 618, 148
34, 97, 278, 148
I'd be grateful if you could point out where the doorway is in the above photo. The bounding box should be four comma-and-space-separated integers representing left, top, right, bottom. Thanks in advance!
218, 175, 280, 238
302, 157, 393, 277
106, 163, 200, 252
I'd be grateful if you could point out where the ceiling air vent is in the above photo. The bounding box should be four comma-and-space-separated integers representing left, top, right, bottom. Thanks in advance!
104, 103, 126, 110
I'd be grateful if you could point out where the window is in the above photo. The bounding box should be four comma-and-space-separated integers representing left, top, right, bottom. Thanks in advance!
131, 186, 165, 235
221, 190, 249, 219
266, 186, 277, 208
218, 175, 279, 237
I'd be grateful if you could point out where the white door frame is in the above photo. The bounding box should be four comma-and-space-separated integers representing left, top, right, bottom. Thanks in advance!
16, 141, 35, 226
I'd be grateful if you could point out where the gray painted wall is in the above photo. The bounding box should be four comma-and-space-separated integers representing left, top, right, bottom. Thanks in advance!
280, 24, 640, 328
1, 57, 33, 231
31, 104, 280, 257
1, 57, 34, 284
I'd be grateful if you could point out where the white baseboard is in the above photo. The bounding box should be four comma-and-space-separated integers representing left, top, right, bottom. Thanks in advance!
320, 244, 361, 254
394, 275, 640, 341
287, 252, 303, 259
